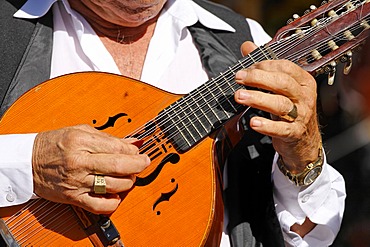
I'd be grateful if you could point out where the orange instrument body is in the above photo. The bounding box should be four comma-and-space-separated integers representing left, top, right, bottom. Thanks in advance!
1, 0, 370, 245
0, 72, 224, 246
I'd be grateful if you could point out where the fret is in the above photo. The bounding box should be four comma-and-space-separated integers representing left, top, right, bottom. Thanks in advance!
212, 73, 235, 115
182, 96, 209, 136
175, 99, 204, 140
217, 74, 237, 113
258, 46, 271, 60
161, 105, 192, 149
264, 44, 279, 60
188, 91, 214, 128
237, 59, 247, 69
248, 53, 257, 63
204, 82, 228, 122
196, 85, 223, 124
228, 66, 236, 75
173, 101, 199, 143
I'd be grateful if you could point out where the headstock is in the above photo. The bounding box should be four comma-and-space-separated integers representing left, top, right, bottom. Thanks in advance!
267, 0, 370, 85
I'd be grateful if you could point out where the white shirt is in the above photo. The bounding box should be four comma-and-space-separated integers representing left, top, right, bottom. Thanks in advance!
3, 0, 345, 246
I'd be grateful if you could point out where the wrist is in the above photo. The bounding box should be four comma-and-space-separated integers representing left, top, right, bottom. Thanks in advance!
277, 143, 324, 186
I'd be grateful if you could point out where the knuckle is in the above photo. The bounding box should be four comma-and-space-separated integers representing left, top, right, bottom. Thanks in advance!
279, 77, 291, 91
115, 140, 140, 154
61, 128, 81, 145
277, 98, 290, 115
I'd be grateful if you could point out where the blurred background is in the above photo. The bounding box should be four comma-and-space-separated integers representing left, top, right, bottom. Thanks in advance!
211, 0, 370, 246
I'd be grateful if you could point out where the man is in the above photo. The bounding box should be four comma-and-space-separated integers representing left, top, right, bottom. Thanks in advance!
0, 0, 345, 246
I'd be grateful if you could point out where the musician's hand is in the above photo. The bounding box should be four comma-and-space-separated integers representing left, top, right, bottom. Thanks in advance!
32, 124, 150, 214
235, 41, 321, 174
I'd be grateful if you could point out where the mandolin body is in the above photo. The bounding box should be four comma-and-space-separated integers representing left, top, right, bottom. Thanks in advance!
0, 72, 224, 246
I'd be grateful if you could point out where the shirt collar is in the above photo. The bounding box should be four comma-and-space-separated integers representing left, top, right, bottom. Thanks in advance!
14, 0, 235, 33
13, 0, 57, 19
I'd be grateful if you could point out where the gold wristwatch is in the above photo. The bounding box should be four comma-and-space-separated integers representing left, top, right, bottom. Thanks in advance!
277, 145, 324, 186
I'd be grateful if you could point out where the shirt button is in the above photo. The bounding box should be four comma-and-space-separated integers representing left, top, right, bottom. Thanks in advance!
6, 192, 16, 202
301, 194, 310, 203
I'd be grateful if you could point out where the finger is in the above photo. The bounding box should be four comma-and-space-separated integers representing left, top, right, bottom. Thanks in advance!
86, 153, 151, 176
240, 41, 258, 56
235, 68, 302, 100
249, 116, 303, 141
235, 89, 296, 117
68, 126, 140, 155
89, 175, 136, 194
245, 60, 315, 89
79, 193, 122, 214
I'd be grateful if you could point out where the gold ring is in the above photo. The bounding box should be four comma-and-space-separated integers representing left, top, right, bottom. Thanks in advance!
280, 104, 298, 122
94, 175, 106, 194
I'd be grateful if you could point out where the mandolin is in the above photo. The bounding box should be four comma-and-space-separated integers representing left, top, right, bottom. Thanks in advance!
0, 0, 369, 246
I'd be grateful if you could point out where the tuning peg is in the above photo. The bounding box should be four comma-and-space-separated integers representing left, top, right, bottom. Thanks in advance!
287, 18, 294, 24
328, 40, 339, 50
361, 20, 370, 29
312, 49, 323, 60
287, 14, 300, 24
344, 30, 355, 40
321, 1, 327, 6
341, 51, 353, 75
328, 10, 338, 18
324, 61, 337, 85
304, 5, 316, 15
345, 2, 355, 10
311, 18, 319, 26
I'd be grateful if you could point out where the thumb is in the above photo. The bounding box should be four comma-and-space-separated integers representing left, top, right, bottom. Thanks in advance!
240, 41, 258, 56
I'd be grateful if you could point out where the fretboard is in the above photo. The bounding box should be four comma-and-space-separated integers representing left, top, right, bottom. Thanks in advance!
157, 0, 370, 152
158, 46, 274, 152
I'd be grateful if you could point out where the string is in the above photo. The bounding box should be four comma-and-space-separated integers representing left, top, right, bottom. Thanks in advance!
123, 0, 370, 155
4, 1, 369, 245
6, 200, 82, 246
12, 202, 65, 238
18, 206, 79, 246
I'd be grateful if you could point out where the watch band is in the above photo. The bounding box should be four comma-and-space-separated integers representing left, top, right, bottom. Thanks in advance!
277, 144, 324, 186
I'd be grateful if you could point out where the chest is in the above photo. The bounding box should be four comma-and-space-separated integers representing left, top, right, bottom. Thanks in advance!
100, 37, 151, 80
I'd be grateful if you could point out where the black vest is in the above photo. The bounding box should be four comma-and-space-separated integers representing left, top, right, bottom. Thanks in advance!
0, 0, 284, 246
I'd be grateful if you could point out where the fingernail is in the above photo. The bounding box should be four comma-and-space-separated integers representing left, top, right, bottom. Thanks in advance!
145, 156, 151, 166
235, 70, 247, 81
251, 119, 262, 127
237, 90, 250, 100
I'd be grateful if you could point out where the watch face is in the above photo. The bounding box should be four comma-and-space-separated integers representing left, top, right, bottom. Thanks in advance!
303, 166, 322, 185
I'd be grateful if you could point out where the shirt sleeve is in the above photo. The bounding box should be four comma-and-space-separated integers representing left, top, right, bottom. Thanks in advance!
272, 151, 346, 247
0, 133, 37, 207
247, 17, 346, 246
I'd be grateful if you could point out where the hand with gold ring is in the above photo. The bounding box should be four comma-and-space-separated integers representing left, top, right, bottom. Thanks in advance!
234, 41, 322, 175
32, 124, 151, 214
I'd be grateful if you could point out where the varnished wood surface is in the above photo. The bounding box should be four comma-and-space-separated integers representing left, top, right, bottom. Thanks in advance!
0, 72, 223, 246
